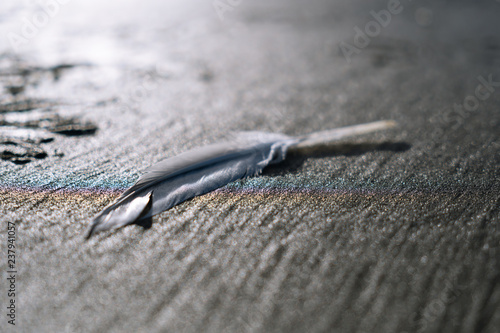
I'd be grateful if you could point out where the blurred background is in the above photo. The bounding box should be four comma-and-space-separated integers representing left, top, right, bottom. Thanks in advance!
0, 0, 499, 332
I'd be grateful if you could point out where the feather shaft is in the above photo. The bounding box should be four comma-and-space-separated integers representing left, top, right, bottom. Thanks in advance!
294, 120, 396, 149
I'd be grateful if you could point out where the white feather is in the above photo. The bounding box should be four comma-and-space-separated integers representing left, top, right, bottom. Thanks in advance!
86, 120, 396, 238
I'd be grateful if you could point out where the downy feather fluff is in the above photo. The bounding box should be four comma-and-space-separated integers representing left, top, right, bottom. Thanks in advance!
87, 120, 395, 238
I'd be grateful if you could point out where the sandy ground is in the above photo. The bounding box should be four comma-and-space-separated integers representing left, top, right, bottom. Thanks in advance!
0, 0, 499, 332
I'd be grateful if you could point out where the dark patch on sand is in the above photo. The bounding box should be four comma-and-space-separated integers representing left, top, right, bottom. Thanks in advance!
0, 138, 49, 164
0, 56, 98, 163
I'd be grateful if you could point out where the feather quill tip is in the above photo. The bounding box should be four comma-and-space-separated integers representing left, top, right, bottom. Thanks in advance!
382, 120, 397, 128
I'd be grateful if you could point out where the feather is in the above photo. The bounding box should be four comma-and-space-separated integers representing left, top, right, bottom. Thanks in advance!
86, 120, 396, 238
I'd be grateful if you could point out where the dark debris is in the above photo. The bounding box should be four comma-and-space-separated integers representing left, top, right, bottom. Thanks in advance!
48, 117, 98, 136
1, 113, 98, 136
0, 57, 98, 164
0, 99, 56, 113
0, 138, 48, 164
